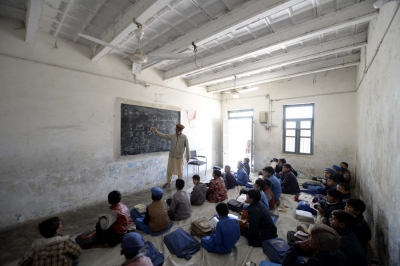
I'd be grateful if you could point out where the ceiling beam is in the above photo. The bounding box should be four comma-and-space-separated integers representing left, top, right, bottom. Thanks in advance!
92, 0, 173, 62
25, 0, 45, 43
143, 0, 304, 61
206, 54, 360, 92
54, 0, 74, 38
164, 0, 377, 80
188, 32, 367, 87
73, 0, 107, 43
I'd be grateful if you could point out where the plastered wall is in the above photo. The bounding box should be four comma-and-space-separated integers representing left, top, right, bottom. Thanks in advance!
0, 18, 221, 230
221, 67, 357, 179
355, 3, 400, 265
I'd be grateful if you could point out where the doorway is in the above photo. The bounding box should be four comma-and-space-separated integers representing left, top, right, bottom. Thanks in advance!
223, 109, 254, 171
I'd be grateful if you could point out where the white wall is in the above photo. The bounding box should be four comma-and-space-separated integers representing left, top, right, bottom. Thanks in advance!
0, 18, 221, 230
355, 3, 400, 265
221, 67, 357, 178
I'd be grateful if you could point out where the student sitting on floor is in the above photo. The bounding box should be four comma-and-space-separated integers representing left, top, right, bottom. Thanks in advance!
19, 217, 81, 266
282, 224, 350, 266
316, 173, 339, 200
337, 183, 351, 203
263, 178, 275, 209
329, 210, 368, 266
243, 179, 269, 210
235, 161, 249, 186
224, 165, 236, 189
276, 158, 286, 179
245, 189, 277, 247
96, 190, 130, 247
262, 166, 282, 205
168, 179, 191, 221
280, 163, 300, 194
201, 203, 240, 254
190, 174, 208, 206
207, 169, 228, 203
345, 198, 371, 253
135, 187, 171, 234
315, 188, 344, 225
340, 162, 351, 184
120, 232, 152, 266
332, 165, 346, 184
243, 157, 251, 178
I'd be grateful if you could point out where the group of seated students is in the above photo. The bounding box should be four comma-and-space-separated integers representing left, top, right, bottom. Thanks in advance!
19, 159, 370, 266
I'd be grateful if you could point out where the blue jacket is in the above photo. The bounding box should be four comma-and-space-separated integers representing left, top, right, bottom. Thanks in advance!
268, 175, 282, 201
235, 168, 248, 186
201, 217, 240, 254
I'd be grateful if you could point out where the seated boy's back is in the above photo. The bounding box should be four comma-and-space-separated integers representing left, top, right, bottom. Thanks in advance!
169, 179, 191, 221
190, 175, 207, 206
224, 170, 236, 189
19, 217, 81, 266
201, 203, 240, 254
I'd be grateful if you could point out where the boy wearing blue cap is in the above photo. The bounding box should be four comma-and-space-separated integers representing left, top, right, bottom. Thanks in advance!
332, 164, 346, 183
134, 187, 171, 234
120, 232, 152, 266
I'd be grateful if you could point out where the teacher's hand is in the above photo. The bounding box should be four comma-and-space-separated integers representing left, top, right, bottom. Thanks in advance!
150, 127, 157, 132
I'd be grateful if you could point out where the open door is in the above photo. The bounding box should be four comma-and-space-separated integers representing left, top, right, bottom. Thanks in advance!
223, 110, 254, 170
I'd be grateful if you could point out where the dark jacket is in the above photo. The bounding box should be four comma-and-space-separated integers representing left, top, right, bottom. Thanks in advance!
335, 174, 346, 184
335, 228, 368, 266
224, 171, 236, 189
319, 201, 345, 225
342, 193, 351, 204
282, 243, 350, 266
245, 201, 277, 247
280, 171, 300, 194
243, 163, 250, 177
275, 165, 282, 174
353, 215, 371, 253
190, 183, 208, 206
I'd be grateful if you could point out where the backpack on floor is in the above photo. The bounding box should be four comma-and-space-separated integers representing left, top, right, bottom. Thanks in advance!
227, 199, 244, 212
163, 228, 200, 260
301, 181, 324, 189
140, 241, 164, 266
286, 231, 303, 246
262, 238, 304, 264
295, 210, 315, 222
75, 228, 97, 250
240, 187, 251, 194
191, 217, 213, 237
296, 201, 317, 215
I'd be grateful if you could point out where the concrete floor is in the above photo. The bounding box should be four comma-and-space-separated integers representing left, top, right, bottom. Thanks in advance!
0, 171, 214, 265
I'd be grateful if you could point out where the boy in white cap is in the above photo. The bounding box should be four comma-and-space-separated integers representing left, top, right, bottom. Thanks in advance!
282, 224, 350, 266
120, 232, 152, 266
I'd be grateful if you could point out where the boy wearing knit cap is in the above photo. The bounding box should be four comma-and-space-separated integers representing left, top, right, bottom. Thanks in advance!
120, 232, 152, 266
315, 189, 345, 225
134, 187, 171, 234
282, 224, 350, 265
332, 165, 346, 183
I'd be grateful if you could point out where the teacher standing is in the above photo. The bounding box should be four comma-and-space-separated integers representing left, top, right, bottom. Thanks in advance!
150, 124, 190, 188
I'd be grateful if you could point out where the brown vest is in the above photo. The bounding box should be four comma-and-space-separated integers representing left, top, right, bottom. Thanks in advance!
147, 200, 170, 232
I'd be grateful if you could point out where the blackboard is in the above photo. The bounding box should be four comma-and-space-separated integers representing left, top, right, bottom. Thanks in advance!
121, 104, 181, 156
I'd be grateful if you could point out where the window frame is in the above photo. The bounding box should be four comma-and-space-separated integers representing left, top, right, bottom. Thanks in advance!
282, 103, 315, 155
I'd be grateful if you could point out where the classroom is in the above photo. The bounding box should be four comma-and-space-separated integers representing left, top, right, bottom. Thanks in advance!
0, 0, 399, 265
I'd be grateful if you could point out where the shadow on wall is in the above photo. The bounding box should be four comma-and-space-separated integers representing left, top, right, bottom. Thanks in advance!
375, 208, 389, 266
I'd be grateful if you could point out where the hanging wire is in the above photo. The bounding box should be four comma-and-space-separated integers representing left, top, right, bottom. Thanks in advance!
192, 42, 200, 68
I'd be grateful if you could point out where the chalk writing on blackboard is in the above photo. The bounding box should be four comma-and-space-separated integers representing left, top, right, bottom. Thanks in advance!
121, 104, 180, 155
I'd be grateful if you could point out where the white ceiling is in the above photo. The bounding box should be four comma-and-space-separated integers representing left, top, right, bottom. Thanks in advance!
0, 0, 379, 93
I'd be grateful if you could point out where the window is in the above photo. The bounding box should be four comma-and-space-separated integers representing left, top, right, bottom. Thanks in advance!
283, 104, 314, 154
